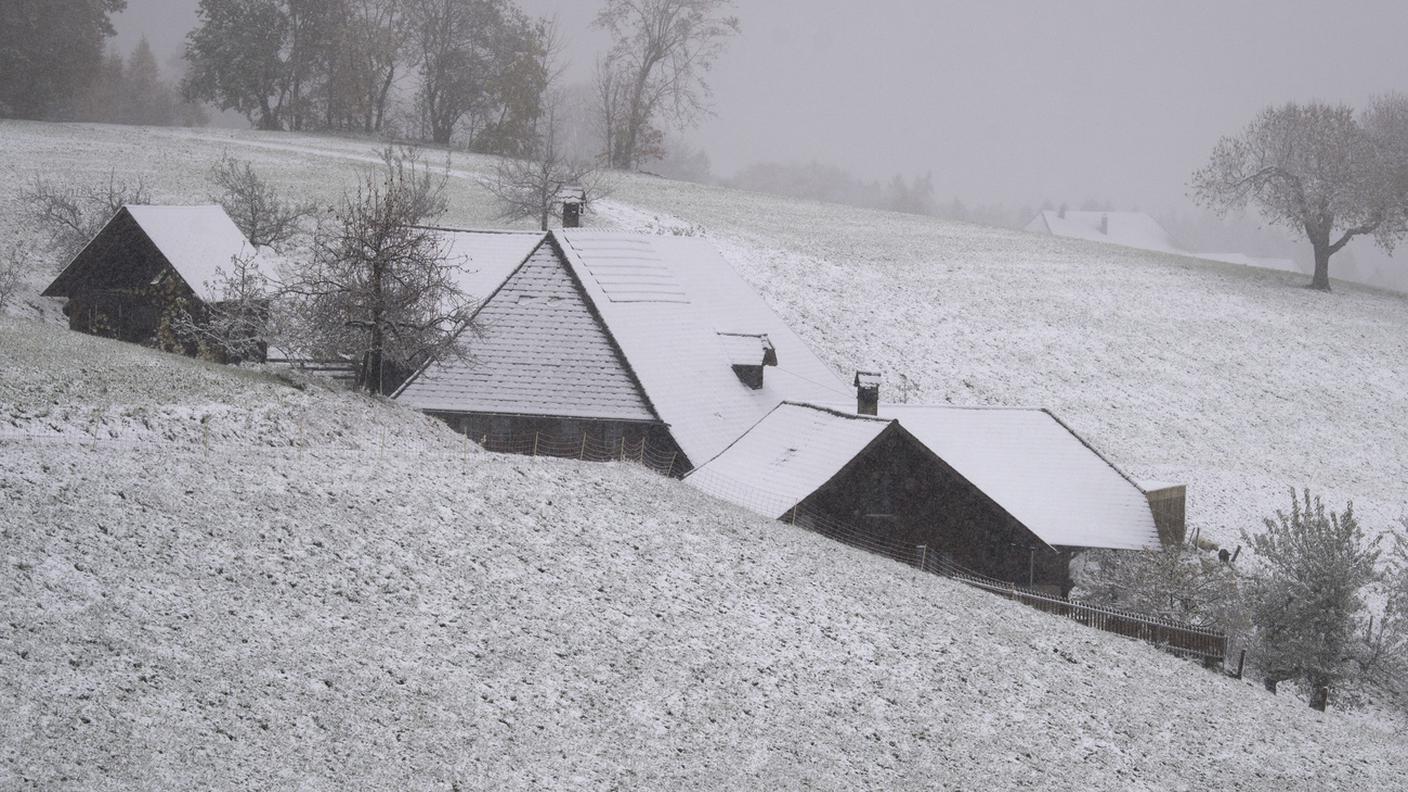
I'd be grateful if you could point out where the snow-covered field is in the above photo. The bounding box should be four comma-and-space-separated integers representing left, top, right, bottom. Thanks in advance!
6, 120, 1403, 551
3, 314, 1406, 790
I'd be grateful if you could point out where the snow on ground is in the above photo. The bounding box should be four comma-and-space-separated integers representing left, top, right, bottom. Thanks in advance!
4, 121, 1406, 550
598, 176, 1408, 552
3, 317, 1406, 790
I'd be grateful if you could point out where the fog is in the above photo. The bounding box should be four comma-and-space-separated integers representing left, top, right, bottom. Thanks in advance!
114, 0, 1408, 228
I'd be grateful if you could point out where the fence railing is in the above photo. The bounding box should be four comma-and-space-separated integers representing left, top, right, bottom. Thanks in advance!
473, 430, 680, 476
684, 466, 1228, 665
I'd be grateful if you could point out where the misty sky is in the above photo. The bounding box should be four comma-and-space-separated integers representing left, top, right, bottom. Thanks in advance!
114, 0, 1408, 213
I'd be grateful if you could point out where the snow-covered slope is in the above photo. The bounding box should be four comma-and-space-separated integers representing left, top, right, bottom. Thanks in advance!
2, 120, 1405, 548
2, 315, 1405, 790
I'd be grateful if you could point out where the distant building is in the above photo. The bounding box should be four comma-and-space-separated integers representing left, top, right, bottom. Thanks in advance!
42, 205, 275, 360
1024, 209, 1299, 274
1024, 210, 1183, 254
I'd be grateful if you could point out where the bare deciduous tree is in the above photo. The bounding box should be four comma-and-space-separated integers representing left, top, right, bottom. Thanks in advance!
209, 153, 317, 251
21, 172, 150, 266
593, 0, 740, 170
169, 250, 275, 364
484, 121, 608, 231
1192, 97, 1408, 291
283, 147, 474, 395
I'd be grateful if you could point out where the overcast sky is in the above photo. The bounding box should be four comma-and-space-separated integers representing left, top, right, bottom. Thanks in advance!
114, 0, 1408, 212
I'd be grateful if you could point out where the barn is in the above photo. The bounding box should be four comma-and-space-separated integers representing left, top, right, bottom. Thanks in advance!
41, 205, 275, 360
393, 229, 850, 475
685, 401, 1167, 592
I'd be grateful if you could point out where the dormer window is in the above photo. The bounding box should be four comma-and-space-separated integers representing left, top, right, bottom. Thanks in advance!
718, 332, 777, 390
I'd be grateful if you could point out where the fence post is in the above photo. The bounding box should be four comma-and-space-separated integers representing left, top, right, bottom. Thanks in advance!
1233, 648, 1246, 680
579, 433, 587, 460
619, 437, 625, 461
533, 432, 540, 456
916, 544, 927, 571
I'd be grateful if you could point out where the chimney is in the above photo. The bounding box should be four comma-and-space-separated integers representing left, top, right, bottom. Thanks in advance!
561, 185, 584, 229
854, 370, 880, 416
1099, 213, 1109, 235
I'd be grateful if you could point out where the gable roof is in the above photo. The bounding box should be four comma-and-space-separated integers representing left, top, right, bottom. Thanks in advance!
689, 399, 1161, 551
880, 404, 1160, 550
1024, 210, 1181, 255
394, 238, 657, 423
44, 205, 273, 303
554, 230, 852, 465
684, 402, 894, 518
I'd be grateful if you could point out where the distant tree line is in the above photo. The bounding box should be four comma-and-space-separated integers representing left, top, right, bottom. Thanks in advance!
181, 0, 553, 152
0, 1, 198, 125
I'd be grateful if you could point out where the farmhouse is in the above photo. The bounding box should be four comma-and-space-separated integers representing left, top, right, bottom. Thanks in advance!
41, 205, 275, 360
1024, 209, 1183, 254
685, 401, 1167, 592
393, 229, 851, 475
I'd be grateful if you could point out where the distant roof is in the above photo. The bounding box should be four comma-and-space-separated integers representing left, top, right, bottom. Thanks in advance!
43, 205, 273, 303
556, 230, 852, 465
685, 402, 893, 517
1025, 210, 1181, 255
880, 404, 1160, 550
395, 238, 657, 422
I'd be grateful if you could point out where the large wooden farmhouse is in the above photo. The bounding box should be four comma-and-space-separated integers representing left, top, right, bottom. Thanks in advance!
42, 205, 275, 360
394, 229, 850, 475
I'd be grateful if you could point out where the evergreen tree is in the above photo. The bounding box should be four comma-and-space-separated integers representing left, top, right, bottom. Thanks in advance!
0, 0, 127, 120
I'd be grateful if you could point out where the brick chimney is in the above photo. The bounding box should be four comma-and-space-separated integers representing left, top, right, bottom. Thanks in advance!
854, 371, 880, 416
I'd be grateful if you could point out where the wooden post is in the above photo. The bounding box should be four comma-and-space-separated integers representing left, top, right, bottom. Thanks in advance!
579, 433, 587, 460
619, 437, 625, 461
916, 544, 927, 571
533, 432, 540, 456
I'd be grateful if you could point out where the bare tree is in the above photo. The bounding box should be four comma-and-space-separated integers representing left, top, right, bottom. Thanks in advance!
169, 250, 275, 364
21, 172, 150, 266
283, 147, 474, 394
1192, 97, 1408, 291
483, 113, 608, 230
593, 0, 740, 170
209, 153, 317, 251
0, 241, 30, 309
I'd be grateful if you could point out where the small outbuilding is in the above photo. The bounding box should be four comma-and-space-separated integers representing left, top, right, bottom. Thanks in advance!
42, 205, 275, 360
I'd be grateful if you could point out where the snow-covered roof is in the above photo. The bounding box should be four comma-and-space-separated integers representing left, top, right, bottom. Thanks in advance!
434, 228, 547, 302
685, 402, 893, 517
880, 404, 1160, 550
1025, 210, 1182, 256
394, 239, 658, 422
555, 230, 852, 465
122, 205, 274, 301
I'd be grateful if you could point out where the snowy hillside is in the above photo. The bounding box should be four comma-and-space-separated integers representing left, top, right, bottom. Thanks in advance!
4, 121, 1404, 553
3, 315, 1406, 790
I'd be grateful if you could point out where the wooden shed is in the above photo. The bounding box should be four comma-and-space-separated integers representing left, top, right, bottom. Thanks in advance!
687, 402, 1164, 594
41, 205, 273, 361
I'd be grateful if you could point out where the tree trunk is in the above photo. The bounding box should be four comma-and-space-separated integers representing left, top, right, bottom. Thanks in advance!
1310, 242, 1332, 292
1308, 674, 1330, 711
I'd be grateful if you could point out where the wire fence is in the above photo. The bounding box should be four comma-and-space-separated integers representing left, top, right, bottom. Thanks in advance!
686, 466, 1228, 665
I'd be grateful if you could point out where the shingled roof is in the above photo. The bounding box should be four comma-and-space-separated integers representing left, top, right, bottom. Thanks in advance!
396, 230, 850, 467
394, 237, 657, 422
